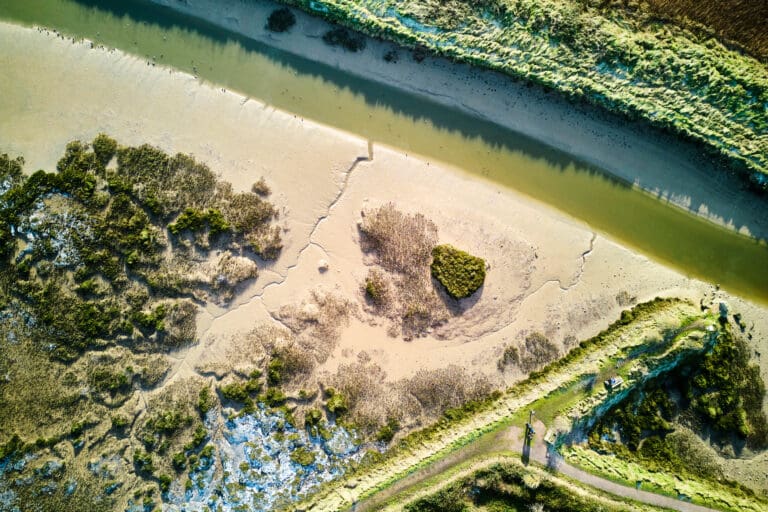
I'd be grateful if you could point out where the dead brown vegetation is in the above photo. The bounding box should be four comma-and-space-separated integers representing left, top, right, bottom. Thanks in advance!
328, 361, 493, 437
360, 203, 437, 274
498, 332, 560, 373
404, 365, 493, 416
597, 0, 768, 61
358, 203, 450, 338
276, 291, 353, 364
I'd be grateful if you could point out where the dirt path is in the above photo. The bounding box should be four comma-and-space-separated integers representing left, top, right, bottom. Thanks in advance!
371, 422, 719, 512
523, 422, 719, 512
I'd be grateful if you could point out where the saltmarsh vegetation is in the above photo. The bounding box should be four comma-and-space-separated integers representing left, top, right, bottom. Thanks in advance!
296, 298, 697, 509
587, 325, 767, 495
430, 244, 486, 299
404, 460, 658, 512
278, 0, 768, 190
0, 135, 282, 510
359, 203, 484, 337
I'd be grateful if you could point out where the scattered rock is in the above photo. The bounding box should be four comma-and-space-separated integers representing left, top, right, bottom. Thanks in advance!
318, 259, 329, 272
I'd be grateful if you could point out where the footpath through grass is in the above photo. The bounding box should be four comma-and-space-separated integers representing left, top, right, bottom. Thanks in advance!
292, 298, 702, 510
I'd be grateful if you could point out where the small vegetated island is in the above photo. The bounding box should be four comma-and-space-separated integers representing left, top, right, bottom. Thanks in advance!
280, 0, 768, 191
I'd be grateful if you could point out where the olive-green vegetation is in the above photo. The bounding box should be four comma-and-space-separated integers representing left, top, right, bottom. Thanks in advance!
430, 244, 485, 299
405, 461, 648, 512
278, 0, 768, 190
363, 268, 390, 307
0, 137, 281, 511
290, 446, 317, 466
588, 325, 767, 494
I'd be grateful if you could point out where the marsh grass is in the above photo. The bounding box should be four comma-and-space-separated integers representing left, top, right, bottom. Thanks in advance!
281, 0, 768, 189
0, 137, 282, 510
359, 203, 449, 337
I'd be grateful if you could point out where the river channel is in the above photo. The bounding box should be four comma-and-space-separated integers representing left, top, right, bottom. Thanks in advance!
1, 0, 767, 302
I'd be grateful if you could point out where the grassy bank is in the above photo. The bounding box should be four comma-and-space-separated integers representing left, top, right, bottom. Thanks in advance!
383, 454, 671, 512
276, 0, 768, 191
293, 299, 703, 510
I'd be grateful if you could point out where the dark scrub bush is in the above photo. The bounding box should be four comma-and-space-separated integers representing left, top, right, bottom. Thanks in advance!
430, 244, 485, 299
322, 28, 366, 52
267, 8, 296, 33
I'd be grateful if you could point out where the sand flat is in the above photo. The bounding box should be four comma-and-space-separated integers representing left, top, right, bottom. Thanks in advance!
2, 19, 766, 386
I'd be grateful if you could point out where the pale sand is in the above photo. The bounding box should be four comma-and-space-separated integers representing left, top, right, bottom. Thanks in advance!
1, 19, 767, 486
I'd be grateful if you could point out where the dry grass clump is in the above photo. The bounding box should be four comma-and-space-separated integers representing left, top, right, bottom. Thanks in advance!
360, 203, 437, 274
329, 362, 411, 434
499, 332, 560, 373
202, 291, 352, 387
404, 365, 493, 417
666, 428, 723, 480
359, 203, 450, 338
326, 361, 493, 437
276, 291, 352, 363
269, 342, 317, 385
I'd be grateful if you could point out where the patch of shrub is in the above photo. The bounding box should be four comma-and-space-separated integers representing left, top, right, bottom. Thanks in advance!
168, 207, 229, 236
133, 450, 154, 474
360, 203, 437, 275
406, 365, 492, 416
251, 177, 271, 196
266, 7, 296, 33
290, 446, 316, 466
430, 244, 485, 299
219, 382, 249, 403
363, 268, 390, 307
197, 385, 215, 416
92, 134, 117, 168
499, 332, 560, 373
412, 46, 428, 62
376, 417, 400, 443
261, 387, 287, 407
322, 28, 366, 52
325, 388, 348, 415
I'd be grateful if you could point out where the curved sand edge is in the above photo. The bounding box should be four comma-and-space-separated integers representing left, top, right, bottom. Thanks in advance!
149, 0, 768, 241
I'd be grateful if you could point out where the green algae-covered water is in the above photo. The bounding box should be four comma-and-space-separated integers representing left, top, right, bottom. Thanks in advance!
1, 0, 767, 302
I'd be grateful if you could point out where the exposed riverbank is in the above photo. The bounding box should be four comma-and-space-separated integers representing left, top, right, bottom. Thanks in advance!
147, 0, 768, 242
3, 0, 768, 304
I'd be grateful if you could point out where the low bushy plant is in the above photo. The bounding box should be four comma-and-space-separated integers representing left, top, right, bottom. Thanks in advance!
267, 7, 296, 32
322, 28, 366, 52
430, 244, 485, 299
